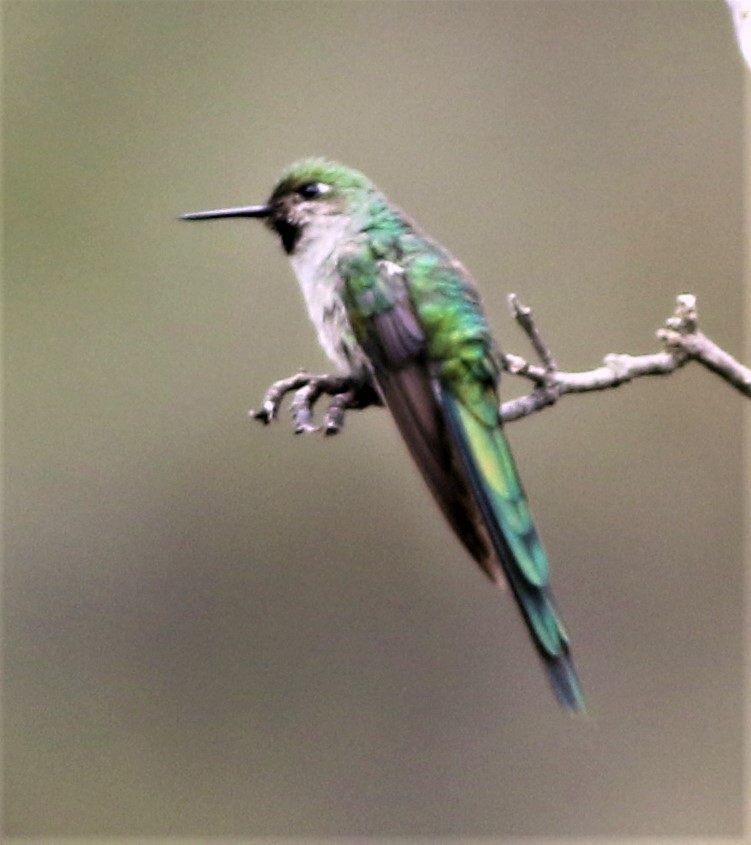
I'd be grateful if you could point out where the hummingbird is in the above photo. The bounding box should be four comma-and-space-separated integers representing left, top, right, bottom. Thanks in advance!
182, 158, 585, 713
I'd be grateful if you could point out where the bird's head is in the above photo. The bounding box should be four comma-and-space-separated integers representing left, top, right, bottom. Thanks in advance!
181, 158, 375, 255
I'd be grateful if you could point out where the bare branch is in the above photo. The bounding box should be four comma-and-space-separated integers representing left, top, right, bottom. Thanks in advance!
500, 294, 750, 423
250, 294, 749, 433
508, 294, 559, 373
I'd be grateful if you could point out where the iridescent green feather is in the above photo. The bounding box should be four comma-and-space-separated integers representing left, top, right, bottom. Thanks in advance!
440, 389, 584, 711
331, 166, 585, 711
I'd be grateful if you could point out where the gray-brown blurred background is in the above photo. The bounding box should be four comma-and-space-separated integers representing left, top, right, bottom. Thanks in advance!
3, 0, 745, 838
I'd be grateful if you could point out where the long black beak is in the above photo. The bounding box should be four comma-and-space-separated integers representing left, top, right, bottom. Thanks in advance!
180, 203, 272, 221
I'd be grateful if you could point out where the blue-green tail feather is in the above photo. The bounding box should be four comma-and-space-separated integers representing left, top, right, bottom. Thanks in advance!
442, 388, 586, 714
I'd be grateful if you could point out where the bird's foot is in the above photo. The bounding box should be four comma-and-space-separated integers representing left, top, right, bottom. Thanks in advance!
250, 371, 382, 435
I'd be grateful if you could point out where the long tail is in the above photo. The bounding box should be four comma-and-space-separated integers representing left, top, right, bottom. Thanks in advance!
442, 389, 586, 714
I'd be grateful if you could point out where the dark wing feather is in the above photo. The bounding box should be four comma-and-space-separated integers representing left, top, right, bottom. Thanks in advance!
374, 352, 498, 574
357, 287, 502, 579
340, 248, 585, 711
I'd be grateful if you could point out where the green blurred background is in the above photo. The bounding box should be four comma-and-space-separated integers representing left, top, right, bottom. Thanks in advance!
3, 0, 746, 838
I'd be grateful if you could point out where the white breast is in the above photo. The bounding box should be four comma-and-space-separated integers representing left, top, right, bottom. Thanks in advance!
289, 217, 367, 375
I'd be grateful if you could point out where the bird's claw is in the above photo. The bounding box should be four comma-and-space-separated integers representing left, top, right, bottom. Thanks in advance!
249, 373, 309, 424
323, 405, 346, 435
249, 371, 382, 435
290, 382, 323, 434
249, 400, 278, 424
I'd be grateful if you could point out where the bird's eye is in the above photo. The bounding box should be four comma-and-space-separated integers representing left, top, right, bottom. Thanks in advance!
298, 182, 330, 199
